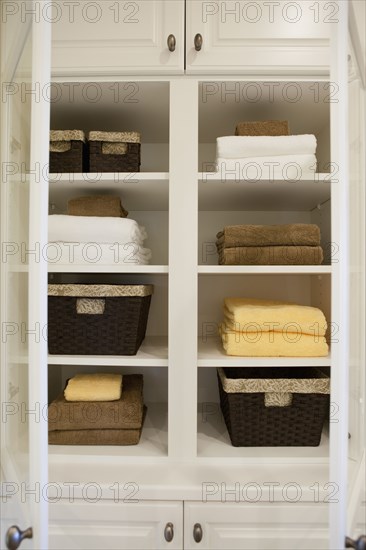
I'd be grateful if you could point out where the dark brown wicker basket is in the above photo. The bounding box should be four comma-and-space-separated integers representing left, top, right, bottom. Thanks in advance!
49, 130, 87, 173
89, 131, 141, 172
48, 284, 153, 355
217, 367, 330, 447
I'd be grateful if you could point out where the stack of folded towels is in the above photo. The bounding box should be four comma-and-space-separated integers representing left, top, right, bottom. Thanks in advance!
220, 298, 329, 357
216, 223, 323, 265
48, 195, 151, 265
48, 373, 145, 445
216, 120, 317, 178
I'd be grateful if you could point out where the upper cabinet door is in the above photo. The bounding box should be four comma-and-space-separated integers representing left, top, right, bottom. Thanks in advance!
0, 1, 50, 549
51, 0, 185, 76
186, 0, 333, 74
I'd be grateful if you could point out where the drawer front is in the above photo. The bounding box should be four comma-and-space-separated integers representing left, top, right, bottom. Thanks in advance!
186, 0, 332, 74
49, 500, 183, 550
184, 501, 329, 549
51, 0, 184, 76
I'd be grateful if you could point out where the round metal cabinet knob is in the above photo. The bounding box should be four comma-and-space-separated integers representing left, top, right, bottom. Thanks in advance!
193, 523, 203, 543
164, 522, 174, 542
6, 526, 33, 550
167, 34, 176, 52
194, 34, 203, 51
345, 535, 366, 550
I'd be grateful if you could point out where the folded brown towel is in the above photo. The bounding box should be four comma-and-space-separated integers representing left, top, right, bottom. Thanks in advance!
218, 246, 324, 265
235, 120, 289, 136
48, 374, 143, 431
216, 224, 321, 248
48, 427, 142, 445
67, 195, 128, 217
49, 405, 147, 445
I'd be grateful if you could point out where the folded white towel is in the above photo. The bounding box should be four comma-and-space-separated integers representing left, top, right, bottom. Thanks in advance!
48, 215, 147, 245
216, 155, 317, 180
216, 135, 317, 159
46, 242, 152, 265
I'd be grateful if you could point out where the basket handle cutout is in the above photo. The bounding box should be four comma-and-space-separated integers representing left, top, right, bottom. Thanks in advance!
76, 298, 106, 315
264, 392, 293, 407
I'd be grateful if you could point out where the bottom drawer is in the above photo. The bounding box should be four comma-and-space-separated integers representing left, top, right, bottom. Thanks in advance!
48, 500, 183, 550
184, 501, 329, 550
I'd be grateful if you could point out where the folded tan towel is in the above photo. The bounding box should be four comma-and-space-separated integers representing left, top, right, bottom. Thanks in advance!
216, 224, 321, 248
218, 246, 324, 265
49, 374, 143, 431
223, 297, 327, 337
235, 120, 289, 136
64, 373, 123, 402
67, 195, 128, 217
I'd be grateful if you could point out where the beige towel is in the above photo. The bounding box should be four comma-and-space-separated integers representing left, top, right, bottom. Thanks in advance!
217, 245, 324, 265
216, 224, 321, 248
49, 374, 143, 431
220, 324, 329, 357
223, 297, 327, 337
235, 120, 289, 136
67, 195, 128, 218
64, 373, 122, 402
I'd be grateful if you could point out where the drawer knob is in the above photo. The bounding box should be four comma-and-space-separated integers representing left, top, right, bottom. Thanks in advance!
6, 526, 33, 550
167, 34, 176, 52
194, 34, 203, 51
164, 522, 174, 542
346, 536, 366, 550
193, 523, 203, 543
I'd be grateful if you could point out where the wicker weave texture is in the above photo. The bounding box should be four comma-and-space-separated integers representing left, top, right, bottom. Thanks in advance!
48, 295, 151, 355
49, 140, 88, 173
89, 141, 141, 172
217, 368, 329, 447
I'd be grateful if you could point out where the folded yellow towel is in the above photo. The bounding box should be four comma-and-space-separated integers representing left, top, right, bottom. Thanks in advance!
64, 373, 123, 402
219, 324, 329, 357
224, 298, 327, 337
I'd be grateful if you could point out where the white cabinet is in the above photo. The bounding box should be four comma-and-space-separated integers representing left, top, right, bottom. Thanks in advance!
47, 499, 330, 550
51, 0, 185, 76
51, 0, 333, 76
184, 502, 329, 549
1, 2, 365, 550
48, 500, 183, 549
186, 0, 332, 75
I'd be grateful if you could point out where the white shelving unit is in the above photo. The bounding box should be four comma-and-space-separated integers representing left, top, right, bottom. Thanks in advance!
45, 76, 335, 469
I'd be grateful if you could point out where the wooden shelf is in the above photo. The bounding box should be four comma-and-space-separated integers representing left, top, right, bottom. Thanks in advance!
49, 172, 169, 211
198, 337, 331, 367
48, 336, 168, 367
48, 264, 168, 274
198, 174, 331, 211
198, 265, 332, 275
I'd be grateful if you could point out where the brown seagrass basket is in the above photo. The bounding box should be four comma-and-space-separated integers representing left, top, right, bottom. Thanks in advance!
88, 131, 141, 172
49, 130, 87, 173
48, 284, 153, 355
217, 367, 330, 447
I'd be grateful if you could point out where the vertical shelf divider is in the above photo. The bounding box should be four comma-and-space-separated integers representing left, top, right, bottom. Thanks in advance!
168, 79, 198, 459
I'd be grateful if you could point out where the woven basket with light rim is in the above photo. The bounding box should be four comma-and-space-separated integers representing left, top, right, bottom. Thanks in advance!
217, 366, 330, 447
48, 284, 153, 356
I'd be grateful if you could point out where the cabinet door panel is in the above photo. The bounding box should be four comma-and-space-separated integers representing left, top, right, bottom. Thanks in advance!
51, 0, 184, 76
48, 500, 183, 549
0, 2, 50, 548
186, 0, 332, 74
184, 502, 328, 549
